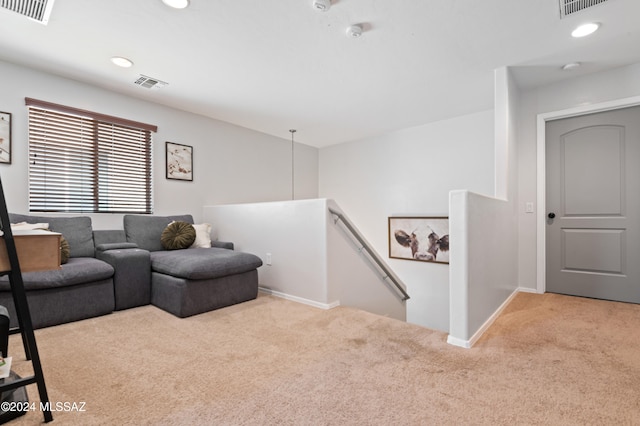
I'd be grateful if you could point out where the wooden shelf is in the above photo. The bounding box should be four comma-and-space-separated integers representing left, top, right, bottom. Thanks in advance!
0, 230, 61, 273
0, 176, 54, 422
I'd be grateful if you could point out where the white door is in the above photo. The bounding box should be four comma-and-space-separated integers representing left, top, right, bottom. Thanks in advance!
546, 105, 640, 303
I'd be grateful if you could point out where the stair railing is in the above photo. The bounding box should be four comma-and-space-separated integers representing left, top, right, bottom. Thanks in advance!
328, 207, 410, 301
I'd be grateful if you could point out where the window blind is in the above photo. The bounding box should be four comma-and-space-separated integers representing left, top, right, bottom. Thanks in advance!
26, 99, 155, 214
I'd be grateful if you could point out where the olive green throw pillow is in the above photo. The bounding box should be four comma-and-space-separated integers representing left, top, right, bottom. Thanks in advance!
161, 221, 196, 250
60, 236, 70, 264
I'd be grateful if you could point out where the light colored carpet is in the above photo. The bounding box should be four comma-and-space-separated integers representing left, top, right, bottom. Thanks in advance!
6, 292, 640, 425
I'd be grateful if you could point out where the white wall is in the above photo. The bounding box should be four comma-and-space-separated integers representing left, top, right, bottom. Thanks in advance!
203, 199, 407, 319
204, 199, 329, 305
0, 60, 318, 229
448, 67, 520, 347
449, 191, 516, 346
516, 62, 640, 291
319, 110, 495, 332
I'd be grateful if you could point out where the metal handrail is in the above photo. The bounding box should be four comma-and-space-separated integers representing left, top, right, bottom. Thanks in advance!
328, 207, 410, 301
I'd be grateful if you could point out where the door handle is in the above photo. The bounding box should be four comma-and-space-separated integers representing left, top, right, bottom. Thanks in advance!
548, 212, 556, 219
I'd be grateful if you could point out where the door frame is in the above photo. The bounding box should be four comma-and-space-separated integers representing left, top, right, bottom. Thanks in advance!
536, 95, 640, 294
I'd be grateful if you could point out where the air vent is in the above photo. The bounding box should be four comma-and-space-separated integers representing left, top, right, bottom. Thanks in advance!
0, 0, 55, 24
559, 0, 610, 18
134, 75, 168, 90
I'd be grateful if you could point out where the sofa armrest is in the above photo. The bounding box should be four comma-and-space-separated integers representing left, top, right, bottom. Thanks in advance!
96, 242, 139, 252
96, 248, 150, 310
212, 241, 234, 250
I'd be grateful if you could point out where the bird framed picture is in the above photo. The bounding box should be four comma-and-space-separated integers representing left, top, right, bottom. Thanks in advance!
166, 141, 193, 181
388, 216, 449, 264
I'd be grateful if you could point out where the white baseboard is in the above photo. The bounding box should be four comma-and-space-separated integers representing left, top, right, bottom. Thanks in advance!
258, 287, 340, 310
517, 286, 539, 294
446, 335, 471, 348
447, 287, 536, 349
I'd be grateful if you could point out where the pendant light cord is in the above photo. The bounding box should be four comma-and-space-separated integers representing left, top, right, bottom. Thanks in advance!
289, 129, 296, 200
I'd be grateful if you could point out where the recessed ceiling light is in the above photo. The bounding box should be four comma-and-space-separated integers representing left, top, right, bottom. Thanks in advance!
162, 0, 189, 9
562, 62, 581, 71
111, 56, 134, 68
571, 22, 599, 38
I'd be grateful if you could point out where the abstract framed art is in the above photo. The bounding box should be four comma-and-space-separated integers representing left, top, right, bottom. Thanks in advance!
0, 111, 11, 164
166, 141, 193, 181
388, 216, 450, 264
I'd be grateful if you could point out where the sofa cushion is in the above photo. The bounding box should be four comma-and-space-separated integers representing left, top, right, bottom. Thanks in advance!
161, 221, 196, 250
124, 214, 194, 252
150, 248, 263, 280
93, 229, 127, 247
0, 257, 114, 291
9, 213, 95, 258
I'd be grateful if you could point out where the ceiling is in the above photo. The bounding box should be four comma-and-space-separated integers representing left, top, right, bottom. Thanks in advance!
1, 0, 640, 148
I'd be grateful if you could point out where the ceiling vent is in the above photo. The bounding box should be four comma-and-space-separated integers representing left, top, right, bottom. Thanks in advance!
134, 75, 168, 90
559, 0, 610, 18
0, 0, 55, 24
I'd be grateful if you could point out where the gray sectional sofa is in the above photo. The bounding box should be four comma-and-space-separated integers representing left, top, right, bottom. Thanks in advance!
0, 213, 262, 329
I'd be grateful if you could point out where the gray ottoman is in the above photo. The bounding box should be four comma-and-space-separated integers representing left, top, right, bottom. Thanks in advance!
149, 248, 262, 318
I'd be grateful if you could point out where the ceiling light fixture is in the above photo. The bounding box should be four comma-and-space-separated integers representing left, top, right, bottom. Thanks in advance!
346, 24, 363, 38
571, 22, 599, 37
111, 56, 133, 68
312, 0, 331, 12
162, 0, 190, 9
562, 62, 581, 71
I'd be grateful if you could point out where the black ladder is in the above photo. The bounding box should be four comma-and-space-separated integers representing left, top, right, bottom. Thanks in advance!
0, 175, 52, 423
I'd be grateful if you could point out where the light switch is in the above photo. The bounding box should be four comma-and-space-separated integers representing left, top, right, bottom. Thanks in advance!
525, 202, 534, 213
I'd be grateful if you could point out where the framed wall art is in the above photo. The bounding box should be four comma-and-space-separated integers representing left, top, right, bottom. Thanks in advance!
0, 111, 11, 164
166, 141, 193, 181
388, 216, 450, 264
